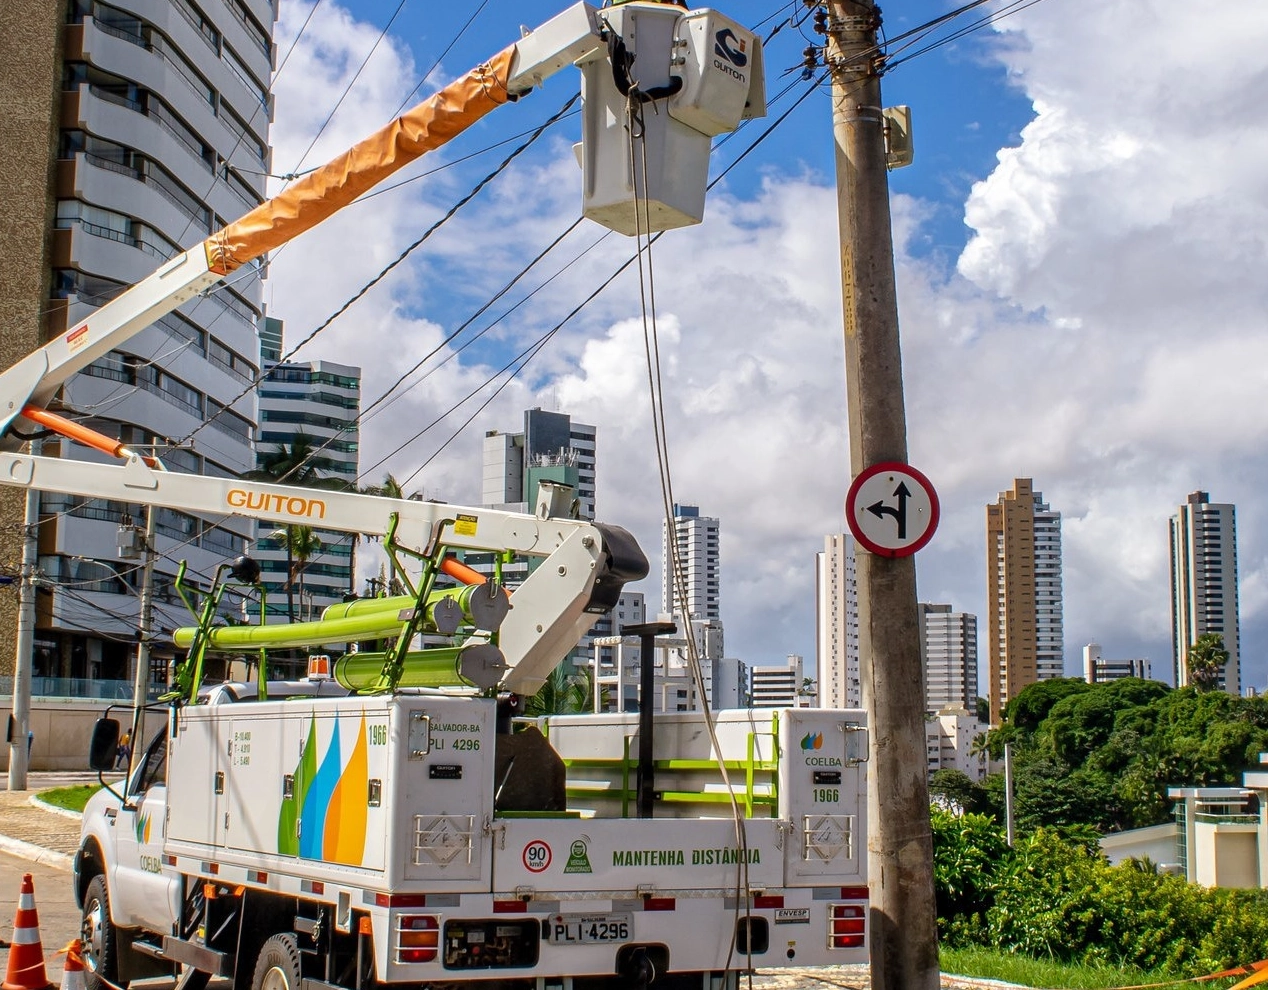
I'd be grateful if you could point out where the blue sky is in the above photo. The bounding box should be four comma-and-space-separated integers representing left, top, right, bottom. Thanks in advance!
261, 0, 1268, 695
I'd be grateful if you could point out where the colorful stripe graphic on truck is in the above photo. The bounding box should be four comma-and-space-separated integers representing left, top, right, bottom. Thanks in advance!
277, 713, 369, 865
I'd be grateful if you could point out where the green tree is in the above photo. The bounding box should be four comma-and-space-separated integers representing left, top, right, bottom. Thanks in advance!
1003, 677, 1092, 733
929, 768, 988, 815
930, 807, 1009, 940
523, 664, 594, 717
1186, 633, 1229, 692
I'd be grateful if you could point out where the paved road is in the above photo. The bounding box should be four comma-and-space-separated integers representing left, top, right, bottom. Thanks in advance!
1, 852, 83, 981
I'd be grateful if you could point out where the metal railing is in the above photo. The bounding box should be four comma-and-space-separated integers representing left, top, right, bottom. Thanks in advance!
0, 676, 162, 702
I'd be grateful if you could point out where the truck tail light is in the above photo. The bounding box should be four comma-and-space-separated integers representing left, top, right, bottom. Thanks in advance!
396, 915, 440, 963
829, 904, 865, 949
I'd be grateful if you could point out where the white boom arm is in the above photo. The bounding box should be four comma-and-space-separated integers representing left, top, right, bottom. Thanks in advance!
0, 1, 763, 440
0, 449, 645, 695
0, 3, 606, 436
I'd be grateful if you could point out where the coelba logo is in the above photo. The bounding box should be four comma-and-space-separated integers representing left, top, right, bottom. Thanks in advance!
713, 28, 748, 67
801, 732, 823, 751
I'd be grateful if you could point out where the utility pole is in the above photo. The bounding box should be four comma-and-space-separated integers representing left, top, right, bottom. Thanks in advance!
7, 469, 39, 791
825, 2, 939, 987
127, 505, 157, 774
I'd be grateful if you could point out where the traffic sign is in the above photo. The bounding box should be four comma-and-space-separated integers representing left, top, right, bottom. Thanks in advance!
845, 461, 939, 557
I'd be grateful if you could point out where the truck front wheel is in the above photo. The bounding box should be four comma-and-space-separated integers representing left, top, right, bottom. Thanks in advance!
251, 933, 303, 990
81, 875, 125, 990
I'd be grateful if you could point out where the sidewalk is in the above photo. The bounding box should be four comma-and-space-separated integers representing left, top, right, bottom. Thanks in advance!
0, 772, 104, 870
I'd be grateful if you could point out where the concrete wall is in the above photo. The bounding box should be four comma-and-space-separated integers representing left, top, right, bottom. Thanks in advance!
0, 699, 111, 771
1195, 823, 1259, 889
1100, 822, 1180, 871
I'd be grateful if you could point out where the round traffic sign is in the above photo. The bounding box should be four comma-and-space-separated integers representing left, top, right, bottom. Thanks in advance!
845, 462, 939, 557
523, 840, 552, 873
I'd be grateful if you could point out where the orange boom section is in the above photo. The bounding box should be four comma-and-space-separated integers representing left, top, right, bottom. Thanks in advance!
203, 47, 515, 275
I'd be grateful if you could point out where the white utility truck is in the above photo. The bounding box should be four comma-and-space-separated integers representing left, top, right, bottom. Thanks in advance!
0, 3, 872, 989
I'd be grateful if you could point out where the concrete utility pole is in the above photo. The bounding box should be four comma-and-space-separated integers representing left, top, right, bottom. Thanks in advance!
825, 2, 939, 987
127, 505, 158, 774
7, 480, 39, 791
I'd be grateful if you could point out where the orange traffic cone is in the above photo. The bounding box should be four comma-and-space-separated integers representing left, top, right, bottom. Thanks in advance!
55, 941, 85, 990
2, 874, 54, 990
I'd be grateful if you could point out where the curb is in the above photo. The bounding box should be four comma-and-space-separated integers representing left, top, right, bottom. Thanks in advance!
30, 794, 84, 821
0, 832, 74, 871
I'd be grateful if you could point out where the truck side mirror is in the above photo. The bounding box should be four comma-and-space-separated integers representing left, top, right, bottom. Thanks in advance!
89, 717, 121, 772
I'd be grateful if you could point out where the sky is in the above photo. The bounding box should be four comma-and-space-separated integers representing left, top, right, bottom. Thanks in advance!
257, 0, 1268, 694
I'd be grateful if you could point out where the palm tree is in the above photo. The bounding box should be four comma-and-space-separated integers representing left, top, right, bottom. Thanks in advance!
1186, 633, 1229, 692
268, 526, 323, 620
523, 664, 595, 717
362, 472, 408, 500
241, 433, 350, 622
361, 473, 413, 595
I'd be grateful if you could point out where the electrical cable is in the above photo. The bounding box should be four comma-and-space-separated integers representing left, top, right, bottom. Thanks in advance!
172, 93, 581, 460
287, 0, 409, 178
33, 0, 1033, 638
344, 72, 811, 480
620, 89, 755, 982
390, 0, 492, 118
885, 0, 1046, 71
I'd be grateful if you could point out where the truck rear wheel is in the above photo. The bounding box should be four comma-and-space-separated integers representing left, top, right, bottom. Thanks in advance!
251, 933, 303, 990
81, 875, 126, 990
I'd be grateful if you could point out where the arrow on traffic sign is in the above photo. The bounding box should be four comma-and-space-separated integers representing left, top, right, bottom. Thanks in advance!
866, 481, 911, 539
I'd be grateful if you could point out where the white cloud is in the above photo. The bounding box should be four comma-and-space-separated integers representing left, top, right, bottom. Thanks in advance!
264, 0, 1268, 691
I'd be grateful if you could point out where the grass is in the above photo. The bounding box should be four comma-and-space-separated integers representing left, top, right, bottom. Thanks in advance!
37, 784, 101, 814
939, 946, 1245, 989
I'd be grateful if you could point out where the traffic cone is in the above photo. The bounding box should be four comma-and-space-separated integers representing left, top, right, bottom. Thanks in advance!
55, 941, 85, 990
2, 874, 54, 990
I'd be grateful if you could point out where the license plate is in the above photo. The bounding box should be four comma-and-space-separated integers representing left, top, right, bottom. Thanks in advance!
548, 913, 632, 944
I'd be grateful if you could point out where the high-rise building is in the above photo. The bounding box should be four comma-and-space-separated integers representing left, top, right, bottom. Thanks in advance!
482, 408, 596, 519
478, 408, 601, 669
662, 503, 720, 624
985, 479, 1064, 723
816, 534, 859, 708
919, 603, 978, 711
925, 708, 987, 782
1170, 491, 1240, 692
0, 0, 275, 688
1082, 643, 1151, 684
750, 654, 804, 708
253, 357, 361, 620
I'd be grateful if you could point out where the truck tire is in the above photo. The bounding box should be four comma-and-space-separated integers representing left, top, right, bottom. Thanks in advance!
251, 933, 303, 990
81, 875, 126, 990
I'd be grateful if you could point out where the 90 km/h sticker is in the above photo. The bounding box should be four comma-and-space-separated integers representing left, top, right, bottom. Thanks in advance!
523, 840, 552, 872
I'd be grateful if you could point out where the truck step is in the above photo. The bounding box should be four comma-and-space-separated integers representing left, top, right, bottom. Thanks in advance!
129, 940, 166, 961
